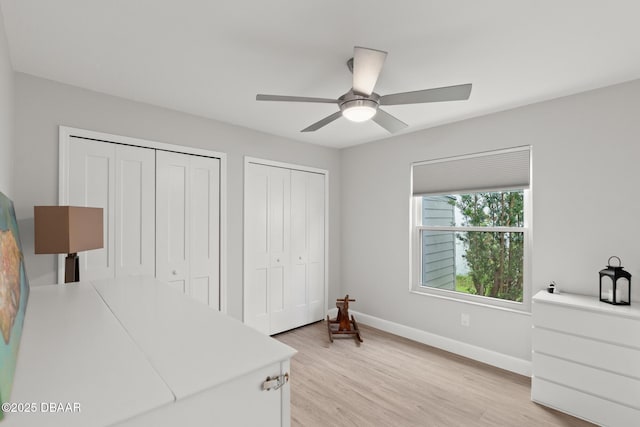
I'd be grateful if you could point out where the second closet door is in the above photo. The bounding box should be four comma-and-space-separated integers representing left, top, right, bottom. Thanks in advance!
156, 151, 220, 309
245, 163, 325, 335
245, 164, 291, 334
290, 170, 325, 326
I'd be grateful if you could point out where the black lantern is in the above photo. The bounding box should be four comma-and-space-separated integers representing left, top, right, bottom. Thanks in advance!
599, 256, 631, 305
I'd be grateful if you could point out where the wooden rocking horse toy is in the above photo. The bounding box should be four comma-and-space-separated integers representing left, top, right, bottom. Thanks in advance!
327, 294, 363, 343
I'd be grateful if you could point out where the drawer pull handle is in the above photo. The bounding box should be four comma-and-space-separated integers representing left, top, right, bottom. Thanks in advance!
262, 373, 289, 391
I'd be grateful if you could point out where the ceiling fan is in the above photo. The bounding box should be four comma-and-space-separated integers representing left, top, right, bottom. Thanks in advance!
256, 46, 472, 133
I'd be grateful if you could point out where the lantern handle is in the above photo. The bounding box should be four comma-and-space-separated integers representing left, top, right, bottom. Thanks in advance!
608, 256, 622, 267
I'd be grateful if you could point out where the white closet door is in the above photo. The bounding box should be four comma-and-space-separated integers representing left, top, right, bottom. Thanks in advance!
115, 145, 156, 277
245, 164, 291, 334
290, 171, 309, 327
65, 135, 222, 302
245, 164, 270, 333
156, 151, 190, 293
266, 167, 292, 334
68, 137, 116, 281
291, 170, 325, 325
245, 163, 324, 335
307, 171, 325, 322
156, 151, 221, 309
189, 155, 220, 309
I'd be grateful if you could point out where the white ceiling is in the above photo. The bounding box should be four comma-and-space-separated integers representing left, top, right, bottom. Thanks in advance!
2, 1, 640, 149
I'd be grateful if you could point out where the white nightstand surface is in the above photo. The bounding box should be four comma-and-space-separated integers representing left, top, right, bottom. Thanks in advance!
533, 290, 640, 320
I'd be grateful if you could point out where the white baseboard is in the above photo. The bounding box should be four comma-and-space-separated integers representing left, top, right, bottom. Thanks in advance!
329, 308, 531, 376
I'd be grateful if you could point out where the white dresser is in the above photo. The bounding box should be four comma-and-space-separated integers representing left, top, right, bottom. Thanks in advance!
3, 277, 296, 426
532, 290, 640, 426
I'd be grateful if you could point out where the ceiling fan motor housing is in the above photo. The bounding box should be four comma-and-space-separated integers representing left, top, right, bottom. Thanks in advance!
339, 91, 380, 122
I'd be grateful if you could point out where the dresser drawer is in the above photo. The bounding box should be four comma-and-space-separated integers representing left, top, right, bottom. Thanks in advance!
533, 353, 640, 410
533, 327, 640, 378
533, 301, 640, 348
532, 378, 640, 427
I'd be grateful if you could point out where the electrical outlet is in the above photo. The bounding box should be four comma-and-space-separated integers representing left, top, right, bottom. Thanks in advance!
461, 313, 470, 327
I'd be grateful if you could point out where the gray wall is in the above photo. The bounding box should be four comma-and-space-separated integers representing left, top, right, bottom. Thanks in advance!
0, 8, 14, 197
11, 66, 640, 365
341, 79, 640, 362
13, 73, 341, 321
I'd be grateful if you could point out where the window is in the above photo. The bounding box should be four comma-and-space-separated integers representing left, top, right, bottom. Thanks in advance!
411, 147, 531, 310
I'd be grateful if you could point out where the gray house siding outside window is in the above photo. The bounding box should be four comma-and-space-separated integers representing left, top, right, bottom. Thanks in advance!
421, 196, 455, 290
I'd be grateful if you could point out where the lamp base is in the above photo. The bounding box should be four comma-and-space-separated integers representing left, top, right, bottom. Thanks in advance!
65, 253, 79, 283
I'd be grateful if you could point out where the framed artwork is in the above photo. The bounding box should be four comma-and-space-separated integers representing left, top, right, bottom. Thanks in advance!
0, 191, 30, 420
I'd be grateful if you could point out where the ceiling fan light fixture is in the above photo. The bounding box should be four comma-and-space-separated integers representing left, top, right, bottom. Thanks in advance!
340, 99, 378, 122
255, 46, 472, 133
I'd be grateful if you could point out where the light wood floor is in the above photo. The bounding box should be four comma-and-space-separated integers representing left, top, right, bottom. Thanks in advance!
274, 321, 594, 427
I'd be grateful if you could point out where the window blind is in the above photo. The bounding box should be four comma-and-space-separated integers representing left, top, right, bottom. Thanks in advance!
412, 147, 530, 196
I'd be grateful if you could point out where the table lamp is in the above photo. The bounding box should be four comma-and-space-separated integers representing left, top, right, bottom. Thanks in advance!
34, 206, 103, 283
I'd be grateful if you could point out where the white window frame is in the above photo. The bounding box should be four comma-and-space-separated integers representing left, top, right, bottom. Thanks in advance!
409, 152, 532, 313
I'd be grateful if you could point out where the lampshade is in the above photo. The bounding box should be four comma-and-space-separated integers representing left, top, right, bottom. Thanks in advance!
340, 99, 378, 122
34, 206, 104, 254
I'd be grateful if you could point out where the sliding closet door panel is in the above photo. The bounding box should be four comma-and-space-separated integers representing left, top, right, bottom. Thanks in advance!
307, 171, 325, 322
156, 151, 190, 292
290, 171, 309, 327
115, 145, 155, 278
245, 165, 271, 333
267, 167, 291, 334
156, 151, 221, 308
189, 156, 221, 309
245, 164, 292, 334
68, 137, 115, 281
291, 170, 325, 324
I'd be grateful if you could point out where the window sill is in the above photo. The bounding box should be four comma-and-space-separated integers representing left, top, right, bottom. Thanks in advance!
409, 288, 531, 315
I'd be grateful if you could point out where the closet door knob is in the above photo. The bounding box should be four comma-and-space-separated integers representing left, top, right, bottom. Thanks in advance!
172, 270, 178, 275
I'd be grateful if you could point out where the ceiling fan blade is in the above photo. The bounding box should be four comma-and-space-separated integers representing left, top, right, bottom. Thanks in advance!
301, 111, 342, 132
256, 94, 337, 104
352, 46, 387, 96
372, 109, 408, 134
380, 83, 472, 106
